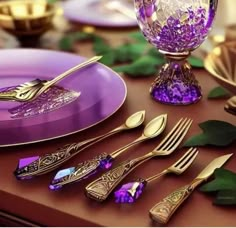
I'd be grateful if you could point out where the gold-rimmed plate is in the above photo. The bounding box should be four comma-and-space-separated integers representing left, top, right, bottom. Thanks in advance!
0, 49, 127, 147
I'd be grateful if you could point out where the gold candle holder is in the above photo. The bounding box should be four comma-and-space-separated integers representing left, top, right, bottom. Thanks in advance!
0, 0, 56, 36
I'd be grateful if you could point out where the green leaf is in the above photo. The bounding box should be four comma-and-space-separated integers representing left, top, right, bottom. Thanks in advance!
99, 51, 117, 66
59, 36, 75, 51
200, 169, 236, 206
200, 169, 236, 192
59, 32, 99, 51
129, 32, 147, 43
214, 190, 236, 205
113, 56, 163, 77
184, 120, 236, 147
147, 48, 164, 58
47, 0, 58, 3
188, 56, 204, 68
114, 43, 147, 62
73, 32, 94, 41
208, 86, 231, 99
93, 37, 112, 55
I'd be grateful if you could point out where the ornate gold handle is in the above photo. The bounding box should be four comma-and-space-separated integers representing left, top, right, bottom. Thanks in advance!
85, 153, 152, 202
49, 153, 113, 189
14, 126, 124, 179
15, 143, 79, 178
0, 89, 17, 101
149, 184, 193, 224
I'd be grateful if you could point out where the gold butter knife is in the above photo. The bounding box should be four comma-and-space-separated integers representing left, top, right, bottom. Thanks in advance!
149, 153, 233, 224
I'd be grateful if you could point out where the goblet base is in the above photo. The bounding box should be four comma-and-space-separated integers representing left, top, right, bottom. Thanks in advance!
150, 58, 202, 105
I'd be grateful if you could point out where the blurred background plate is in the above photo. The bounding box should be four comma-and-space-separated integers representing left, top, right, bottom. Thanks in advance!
62, 0, 137, 28
0, 49, 127, 147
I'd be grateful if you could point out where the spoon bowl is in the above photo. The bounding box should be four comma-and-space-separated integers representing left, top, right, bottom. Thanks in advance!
124, 110, 146, 129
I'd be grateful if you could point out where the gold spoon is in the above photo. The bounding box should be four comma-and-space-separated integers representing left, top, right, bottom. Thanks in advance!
49, 114, 167, 190
14, 110, 146, 180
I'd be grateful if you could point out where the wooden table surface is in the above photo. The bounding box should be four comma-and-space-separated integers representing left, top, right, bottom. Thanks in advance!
0, 68, 235, 226
0, 12, 236, 226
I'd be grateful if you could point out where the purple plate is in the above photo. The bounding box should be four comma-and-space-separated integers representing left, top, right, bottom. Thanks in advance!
0, 49, 127, 147
62, 0, 137, 28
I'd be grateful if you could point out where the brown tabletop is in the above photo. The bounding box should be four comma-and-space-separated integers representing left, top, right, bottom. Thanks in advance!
0, 10, 235, 225
0, 67, 235, 226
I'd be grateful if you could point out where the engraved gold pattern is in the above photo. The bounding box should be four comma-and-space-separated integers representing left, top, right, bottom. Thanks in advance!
86, 118, 193, 202
86, 160, 135, 201
15, 111, 145, 179
16, 143, 77, 177
51, 153, 109, 186
149, 185, 191, 224
149, 154, 233, 224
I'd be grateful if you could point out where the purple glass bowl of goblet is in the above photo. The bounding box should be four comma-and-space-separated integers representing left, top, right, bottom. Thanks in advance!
134, 0, 218, 105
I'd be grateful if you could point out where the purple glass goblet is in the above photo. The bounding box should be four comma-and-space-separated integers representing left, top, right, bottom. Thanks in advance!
134, 0, 218, 105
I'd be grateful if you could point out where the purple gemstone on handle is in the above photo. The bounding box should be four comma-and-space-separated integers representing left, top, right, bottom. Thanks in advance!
53, 167, 75, 181
114, 180, 146, 203
49, 183, 62, 191
18, 156, 39, 168
14, 156, 39, 180
99, 155, 113, 169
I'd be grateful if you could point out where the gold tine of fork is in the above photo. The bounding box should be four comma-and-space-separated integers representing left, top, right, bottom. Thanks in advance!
85, 118, 193, 202
171, 147, 199, 173
173, 148, 199, 174
146, 148, 198, 183
155, 118, 192, 155
154, 118, 184, 150
164, 119, 192, 152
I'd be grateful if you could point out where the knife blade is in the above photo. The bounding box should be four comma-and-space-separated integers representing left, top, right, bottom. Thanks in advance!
149, 153, 233, 224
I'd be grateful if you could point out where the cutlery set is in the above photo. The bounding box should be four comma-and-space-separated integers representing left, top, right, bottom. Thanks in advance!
85, 117, 192, 202
14, 110, 146, 179
13, 111, 233, 224
49, 113, 167, 190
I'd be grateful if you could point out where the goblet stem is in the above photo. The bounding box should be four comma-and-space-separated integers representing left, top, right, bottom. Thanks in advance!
150, 54, 202, 105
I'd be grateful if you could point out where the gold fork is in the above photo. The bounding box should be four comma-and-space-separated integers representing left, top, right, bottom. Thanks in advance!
0, 56, 102, 102
114, 147, 198, 203
85, 117, 193, 202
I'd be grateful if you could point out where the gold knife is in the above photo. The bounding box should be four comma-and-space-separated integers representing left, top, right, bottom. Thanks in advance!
149, 153, 233, 224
